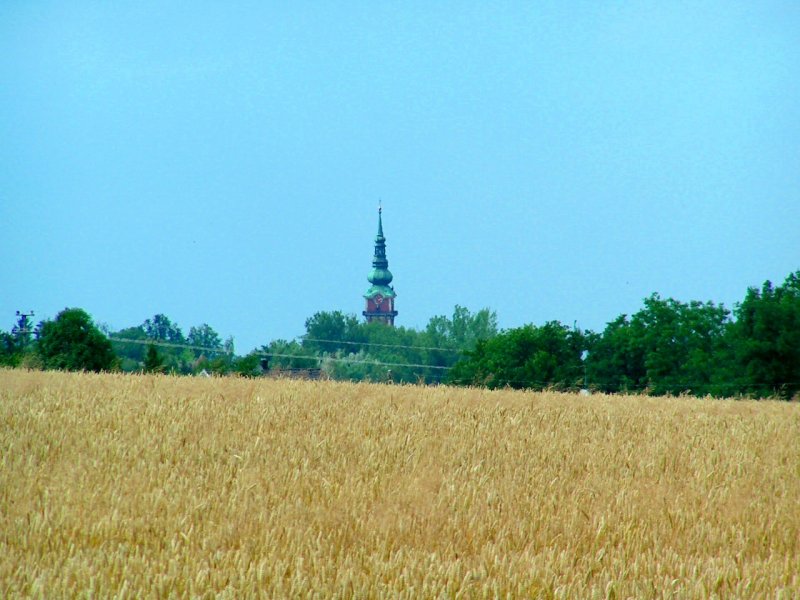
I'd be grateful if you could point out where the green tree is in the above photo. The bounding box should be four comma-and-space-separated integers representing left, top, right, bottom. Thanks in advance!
194, 335, 236, 374
586, 295, 730, 396
584, 316, 647, 393
424, 306, 498, 350
449, 305, 499, 348
263, 339, 319, 370
450, 321, 585, 390
110, 325, 148, 371
303, 311, 365, 354
640, 296, 729, 395
0, 331, 22, 367
323, 349, 387, 382
357, 322, 425, 383
725, 271, 800, 399
232, 352, 263, 377
144, 344, 165, 373
36, 308, 116, 372
0, 312, 38, 367
141, 315, 199, 374
143, 314, 185, 344
187, 324, 223, 352
280, 305, 499, 384
422, 306, 498, 378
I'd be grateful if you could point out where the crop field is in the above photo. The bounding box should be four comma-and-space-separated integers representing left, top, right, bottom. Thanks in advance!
1, 370, 799, 598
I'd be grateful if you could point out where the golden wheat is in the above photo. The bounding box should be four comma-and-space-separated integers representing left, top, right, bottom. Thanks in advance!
1, 369, 798, 598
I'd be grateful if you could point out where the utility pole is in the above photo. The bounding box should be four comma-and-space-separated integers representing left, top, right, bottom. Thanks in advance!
12, 310, 35, 348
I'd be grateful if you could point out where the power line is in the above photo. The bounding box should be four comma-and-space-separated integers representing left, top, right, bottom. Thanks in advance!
268, 352, 450, 371
300, 336, 463, 353
108, 337, 451, 370
108, 337, 800, 391
109, 337, 231, 354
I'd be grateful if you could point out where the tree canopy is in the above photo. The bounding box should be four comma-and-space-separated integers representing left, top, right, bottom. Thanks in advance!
187, 324, 223, 351
585, 295, 730, 395
111, 317, 226, 374
295, 305, 498, 383
725, 272, 800, 399
36, 308, 116, 372
449, 321, 585, 390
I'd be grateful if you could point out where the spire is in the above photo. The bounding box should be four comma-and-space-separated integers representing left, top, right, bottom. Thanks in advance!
368, 205, 393, 286
363, 204, 397, 325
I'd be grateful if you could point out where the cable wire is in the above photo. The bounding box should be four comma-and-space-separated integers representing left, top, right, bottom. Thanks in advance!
109, 337, 798, 391
300, 336, 462, 353
108, 337, 451, 370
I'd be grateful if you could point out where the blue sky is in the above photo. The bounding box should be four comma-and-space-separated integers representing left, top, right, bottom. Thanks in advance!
2, 2, 798, 353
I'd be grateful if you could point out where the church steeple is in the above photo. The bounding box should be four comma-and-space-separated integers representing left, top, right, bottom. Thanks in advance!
368, 207, 393, 286
363, 206, 397, 325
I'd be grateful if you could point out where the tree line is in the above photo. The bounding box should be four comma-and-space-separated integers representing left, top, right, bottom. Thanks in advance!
451, 271, 800, 400
2, 270, 798, 399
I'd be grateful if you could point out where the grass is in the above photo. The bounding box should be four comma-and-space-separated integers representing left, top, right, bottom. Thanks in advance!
1, 369, 799, 598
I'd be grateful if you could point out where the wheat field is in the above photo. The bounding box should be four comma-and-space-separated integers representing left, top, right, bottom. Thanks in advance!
1, 370, 799, 598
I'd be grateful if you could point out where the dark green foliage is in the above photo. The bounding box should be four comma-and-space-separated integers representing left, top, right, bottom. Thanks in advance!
449, 321, 585, 390
144, 344, 165, 373
586, 295, 730, 395
434, 305, 499, 350
143, 314, 185, 344
303, 311, 365, 355
725, 272, 800, 399
263, 339, 319, 370
640, 297, 730, 396
295, 306, 498, 383
36, 308, 116, 372
583, 317, 646, 393
111, 326, 148, 368
187, 324, 223, 352
232, 353, 263, 377
194, 354, 233, 375
426, 306, 498, 344
582, 275, 800, 399
0, 331, 22, 367
339, 322, 425, 383
112, 317, 226, 374
0, 313, 38, 367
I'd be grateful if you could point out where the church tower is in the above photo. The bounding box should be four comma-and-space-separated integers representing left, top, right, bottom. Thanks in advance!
363, 206, 397, 325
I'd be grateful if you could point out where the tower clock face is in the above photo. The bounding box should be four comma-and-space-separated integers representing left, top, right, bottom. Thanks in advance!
374, 294, 383, 305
